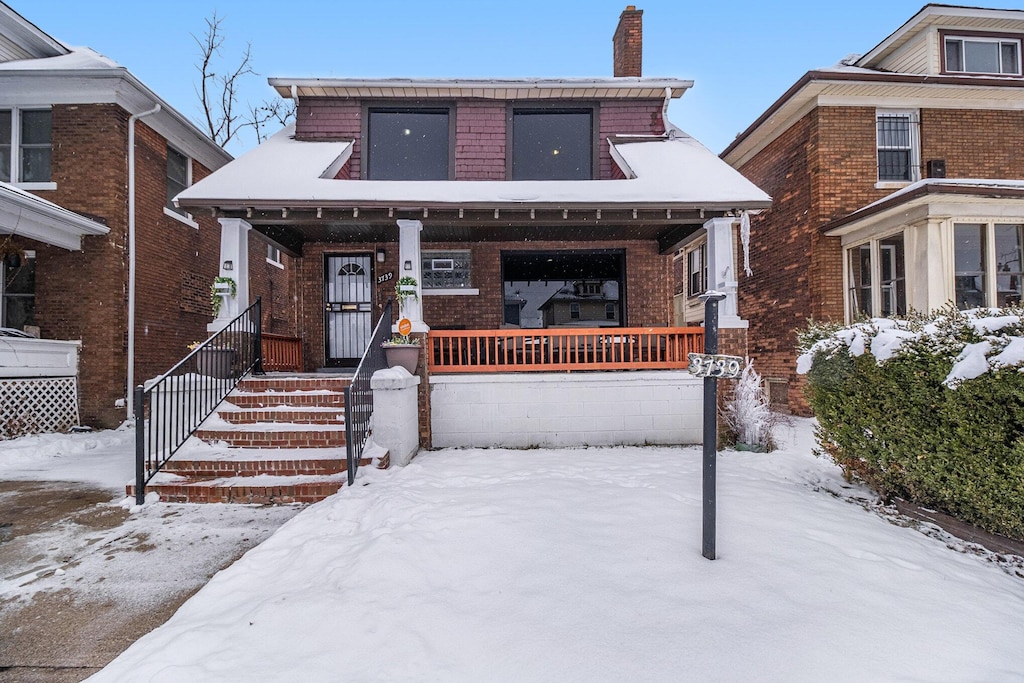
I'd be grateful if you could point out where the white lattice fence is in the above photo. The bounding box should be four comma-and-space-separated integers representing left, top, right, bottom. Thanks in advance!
0, 377, 80, 439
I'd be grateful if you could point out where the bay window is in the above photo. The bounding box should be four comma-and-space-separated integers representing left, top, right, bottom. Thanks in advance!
845, 233, 906, 321
955, 222, 1024, 309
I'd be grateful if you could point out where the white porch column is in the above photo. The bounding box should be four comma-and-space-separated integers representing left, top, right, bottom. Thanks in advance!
397, 219, 429, 333
208, 217, 251, 333
704, 216, 748, 329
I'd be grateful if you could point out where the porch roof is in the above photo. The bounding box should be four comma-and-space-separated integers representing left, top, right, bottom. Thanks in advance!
176, 125, 770, 213
823, 178, 1024, 238
0, 182, 109, 250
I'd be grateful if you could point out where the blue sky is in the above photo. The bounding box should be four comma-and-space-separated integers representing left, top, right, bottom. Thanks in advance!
10, 0, 1017, 156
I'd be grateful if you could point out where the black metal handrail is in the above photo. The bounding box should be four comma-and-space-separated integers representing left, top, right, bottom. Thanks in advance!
134, 297, 263, 503
345, 299, 394, 485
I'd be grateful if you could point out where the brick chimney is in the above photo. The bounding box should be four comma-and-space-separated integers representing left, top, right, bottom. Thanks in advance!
613, 5, 643, 77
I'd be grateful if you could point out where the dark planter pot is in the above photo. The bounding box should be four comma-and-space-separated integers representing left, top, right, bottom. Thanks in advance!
383, 344, 420, 374
196, 348, 235, 379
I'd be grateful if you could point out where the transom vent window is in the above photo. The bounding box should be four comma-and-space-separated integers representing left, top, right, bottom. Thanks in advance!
945, 36, 1021, 75
0, 108, 52, 183
421, 250, 471, 289
511, 109, 593, 180
367, 108, 450, 180
876, 111, 919, 183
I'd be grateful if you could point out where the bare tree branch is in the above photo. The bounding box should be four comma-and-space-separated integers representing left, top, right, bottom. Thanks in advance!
193, 12, 295, 149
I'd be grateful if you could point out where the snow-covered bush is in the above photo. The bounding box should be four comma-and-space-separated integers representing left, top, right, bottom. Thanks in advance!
721, 359, 781, 452
798, 306, 1024, 540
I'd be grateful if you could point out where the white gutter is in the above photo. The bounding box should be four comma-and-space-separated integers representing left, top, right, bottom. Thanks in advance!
126, 103, 161, 418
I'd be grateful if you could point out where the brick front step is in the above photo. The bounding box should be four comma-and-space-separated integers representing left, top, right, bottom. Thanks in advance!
163, 456, 363, 478
227, 392, 347, 409
219, 407, 346, 425
237, 376, 351, 393
130, 477, 347, 504
194, 427, 347, 449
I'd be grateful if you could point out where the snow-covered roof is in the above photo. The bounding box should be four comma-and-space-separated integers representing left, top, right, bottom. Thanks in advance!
0, 181, 109, 250
271, 77, 693, 101
824, 178, 1024, 237
0, 44, 231, 172
176, 125, 770, 211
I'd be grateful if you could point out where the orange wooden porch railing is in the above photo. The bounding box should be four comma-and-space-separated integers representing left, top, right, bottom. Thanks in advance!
428, 327, 704, 373
261, 333, 303, 372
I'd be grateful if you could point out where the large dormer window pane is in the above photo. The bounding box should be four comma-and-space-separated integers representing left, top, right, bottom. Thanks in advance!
945, 36, 1021, 75
512, 110, 592, 180
367, 109, 450, 180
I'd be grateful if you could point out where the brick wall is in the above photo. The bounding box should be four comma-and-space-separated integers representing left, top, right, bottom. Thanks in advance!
29, 105, 224, 428
920, 109, 1024, 177
295, 97, 664, 181
246, 238, 297, 336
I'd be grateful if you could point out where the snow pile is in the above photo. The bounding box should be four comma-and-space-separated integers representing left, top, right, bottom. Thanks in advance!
0, 424, 135, 491
86, 420, 1024, 682
797, 308, 1024, 387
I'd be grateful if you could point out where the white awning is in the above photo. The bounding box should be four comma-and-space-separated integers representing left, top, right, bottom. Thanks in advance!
0, 182, 109, 250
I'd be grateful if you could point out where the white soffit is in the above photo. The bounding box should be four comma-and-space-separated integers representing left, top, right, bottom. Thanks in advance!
0, 182, 109, 250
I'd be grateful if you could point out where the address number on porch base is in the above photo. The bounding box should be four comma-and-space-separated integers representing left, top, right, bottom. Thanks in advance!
687, 353, 743, 379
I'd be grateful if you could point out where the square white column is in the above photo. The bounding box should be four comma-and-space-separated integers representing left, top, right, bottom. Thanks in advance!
208, 217, 251, 333
397, 219, 429, 333
704, 216, 748, 329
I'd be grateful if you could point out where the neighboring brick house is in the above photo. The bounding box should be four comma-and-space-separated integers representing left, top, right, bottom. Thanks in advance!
177, 7, 769, 379
0, 3, 292, 429
720, 4, 1024, 414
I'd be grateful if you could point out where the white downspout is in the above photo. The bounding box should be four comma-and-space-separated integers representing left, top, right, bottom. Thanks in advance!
126, 103, 161, 418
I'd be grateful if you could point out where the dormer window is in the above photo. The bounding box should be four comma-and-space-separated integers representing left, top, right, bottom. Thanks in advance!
509, 107, 595, 180
366, 107, 452, 180
944, 34, 1021, 75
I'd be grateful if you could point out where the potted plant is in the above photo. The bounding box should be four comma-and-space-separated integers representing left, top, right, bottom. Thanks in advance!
395, 276, 418, 313
188, 340, 235, 379
210, 276, 237, 317
382, 333, 421, 374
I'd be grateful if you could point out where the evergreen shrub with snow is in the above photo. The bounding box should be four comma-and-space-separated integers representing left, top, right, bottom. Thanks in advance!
798, 307, 1024, 541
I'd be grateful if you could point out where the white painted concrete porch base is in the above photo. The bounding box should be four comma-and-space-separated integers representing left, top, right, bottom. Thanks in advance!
429, 371, 703, 449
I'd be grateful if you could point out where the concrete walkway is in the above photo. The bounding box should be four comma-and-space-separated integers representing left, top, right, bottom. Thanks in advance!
0, 481, 301, 682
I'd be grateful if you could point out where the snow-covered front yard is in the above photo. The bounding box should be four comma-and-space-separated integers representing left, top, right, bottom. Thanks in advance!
69, 418, 1024, 682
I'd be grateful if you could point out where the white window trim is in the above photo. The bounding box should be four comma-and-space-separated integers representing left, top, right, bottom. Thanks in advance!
686, 240, 708, 298
266, 244, 284, 269
843, 229, 906, 323
875, 109, 920, 186
166, 145, 195, 226
422, 288, 479, 296
950, 218, 1024, 309
2, 106, 55, 187
163, 205, 199, 229
945, 35, 1022, 75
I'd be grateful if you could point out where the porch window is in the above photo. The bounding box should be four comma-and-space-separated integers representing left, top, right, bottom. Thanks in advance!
954, 221, 1024, 308
945, 35, 1021, 75
510, 108, 593, 180
266, 243, 283, 267
166, 145, 190, 216
422, 250, 471, 289
2, 251, 35, 330
954, 223, 987, 309
0, 108, 52, 184
502, 250, 624, 328
876, 111, 919, 183
687, 243, 707, 297
367, 108, 450, 180
845, 234, 905, 321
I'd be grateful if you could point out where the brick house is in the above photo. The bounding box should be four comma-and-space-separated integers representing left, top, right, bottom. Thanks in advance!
719, 4, 1024, 414
174, 7, 769, 448
0, 2, 294, 430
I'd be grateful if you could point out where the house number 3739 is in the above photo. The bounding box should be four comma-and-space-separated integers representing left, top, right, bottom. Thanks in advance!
687, 353, 743, 379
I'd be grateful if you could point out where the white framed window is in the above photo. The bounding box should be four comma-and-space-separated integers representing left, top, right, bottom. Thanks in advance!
687, 243, 707, 297
422, 250, 471, 289
954, 221, 1024, 309
0, 108, 53, 186
164, 145, 199, 228
945, 35, 1021, 75
266, 243, 283, 268
845, 232, 906, 321
876, 110, 920, 183
1, 250, 36, 330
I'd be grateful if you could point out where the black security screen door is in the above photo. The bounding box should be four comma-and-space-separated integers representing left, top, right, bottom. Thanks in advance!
502, 250, 624, 329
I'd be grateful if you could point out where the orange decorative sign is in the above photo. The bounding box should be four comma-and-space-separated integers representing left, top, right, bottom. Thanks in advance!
397, 318, 412, 336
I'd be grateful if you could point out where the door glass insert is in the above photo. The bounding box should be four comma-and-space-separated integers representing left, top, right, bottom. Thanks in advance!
879, 234, 906, 317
